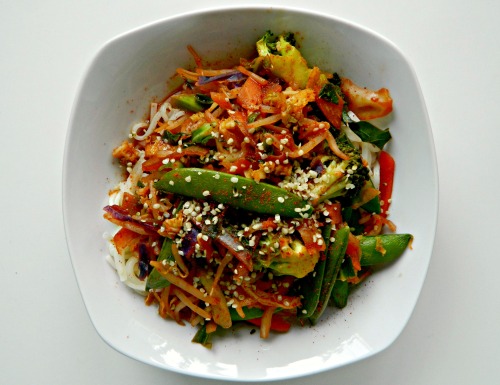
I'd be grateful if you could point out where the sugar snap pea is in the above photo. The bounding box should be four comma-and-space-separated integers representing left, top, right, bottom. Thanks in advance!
154, 168, 313, 218
360, 233, 413, 266
297, 224, 332, 318
145, 238, 174, 290
330, 279, 349, 309
308, 225, 350, 324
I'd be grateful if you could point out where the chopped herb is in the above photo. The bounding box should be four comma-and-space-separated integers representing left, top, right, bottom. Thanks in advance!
162, 130, 183, 144
319, 82, 340, 105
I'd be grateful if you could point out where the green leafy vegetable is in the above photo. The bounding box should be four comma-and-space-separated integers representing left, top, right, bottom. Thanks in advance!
319, 82, 340, 104
349, 121, 392, 150
145, 238, 174, 290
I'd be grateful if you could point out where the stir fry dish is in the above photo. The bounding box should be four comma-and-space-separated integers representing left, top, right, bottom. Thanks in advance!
103, 31, 413, 347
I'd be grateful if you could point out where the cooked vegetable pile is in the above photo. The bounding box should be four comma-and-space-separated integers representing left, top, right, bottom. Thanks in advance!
103, 31, 412, 348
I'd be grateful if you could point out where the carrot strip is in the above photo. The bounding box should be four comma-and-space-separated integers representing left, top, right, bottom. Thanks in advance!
149, 261, 218, 305
172, 287, 212, 320
287, 131, 327, 158
236, 65, 268, 85
247, 114, 282, 130
259, 307, 275, 339
171, 243, 189, 278
325, 130, 349, 160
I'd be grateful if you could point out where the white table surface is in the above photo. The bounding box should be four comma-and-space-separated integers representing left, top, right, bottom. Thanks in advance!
2, 1, 499, 384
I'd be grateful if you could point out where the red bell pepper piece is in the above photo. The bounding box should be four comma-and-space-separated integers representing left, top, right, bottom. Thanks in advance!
379, 150, 395, 217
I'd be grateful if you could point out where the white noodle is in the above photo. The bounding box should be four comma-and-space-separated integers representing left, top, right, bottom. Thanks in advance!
132, 107, 163, 141
118, 151, 145, 198
124, 257, 147, 292
132, 102, 185, 140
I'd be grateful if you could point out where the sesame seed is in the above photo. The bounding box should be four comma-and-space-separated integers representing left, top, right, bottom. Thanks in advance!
230, 177, 238, 183
214, 173, 220, 179
185, 176, 191, 182
202, 190, 210, 196
278, 196, 285, 203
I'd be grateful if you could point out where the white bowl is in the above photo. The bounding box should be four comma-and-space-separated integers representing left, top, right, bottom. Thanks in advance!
63, 5, 438, 382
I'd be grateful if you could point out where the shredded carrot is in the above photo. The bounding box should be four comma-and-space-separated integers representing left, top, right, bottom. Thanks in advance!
242, 283, 300, 309
205, 321, 218, 334
287, 131, 327, 158
171, 243, 190, 278
187, 45, 203, 68
212, 252, 233, 293
172, 286, 212, 320
176, 68, 199, 82
247, 113, 282, 130
236, 65, 268, 85
260, 306, 276, 339
325, 130, 349, 160
150, 261, 219, 305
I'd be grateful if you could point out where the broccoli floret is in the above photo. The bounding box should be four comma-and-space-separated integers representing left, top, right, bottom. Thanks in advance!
256, 30, 278, 56
256, 31, 297, 56
311, 133, 370, 204
255, 233, 319, 278
255, 31, 311, 90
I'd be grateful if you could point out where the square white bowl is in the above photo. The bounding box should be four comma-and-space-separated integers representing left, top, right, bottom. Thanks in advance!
63, 5, 438, 382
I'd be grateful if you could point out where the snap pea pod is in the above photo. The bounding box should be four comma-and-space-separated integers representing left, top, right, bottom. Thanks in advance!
192, 324, 212, 348
145, 238, 174, 290
329, 234, 411, 309
154, 168, 313, 218
360, 233, 413, 266
330, 279, 349, 309
308, 226, 350, 324
297, 224, 332, 318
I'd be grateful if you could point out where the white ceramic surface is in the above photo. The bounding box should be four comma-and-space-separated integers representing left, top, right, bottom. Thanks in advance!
63, 5, 437, 382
